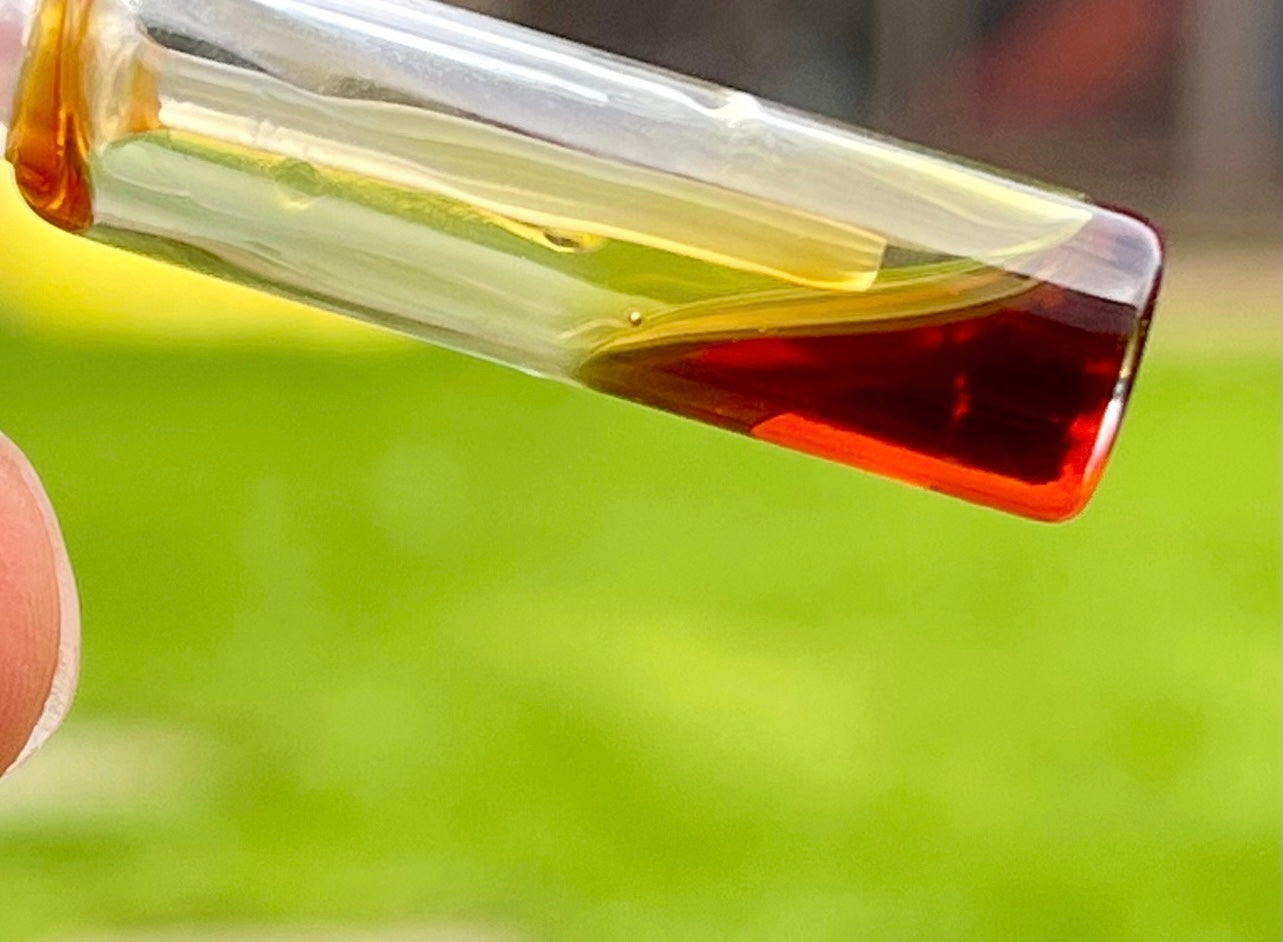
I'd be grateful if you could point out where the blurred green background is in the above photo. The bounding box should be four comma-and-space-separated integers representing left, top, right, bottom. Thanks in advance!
0, 1, 1279, 940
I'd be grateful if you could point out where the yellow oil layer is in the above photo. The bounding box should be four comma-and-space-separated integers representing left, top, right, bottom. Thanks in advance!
586, 268, 1032, 357
6, 0, 890, 293
81, 129, 1038, 364
3, 0, 1073, 364
147, 95, 891, 293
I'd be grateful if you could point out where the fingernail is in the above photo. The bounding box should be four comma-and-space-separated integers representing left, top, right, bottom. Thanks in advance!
0, 433, 79, 778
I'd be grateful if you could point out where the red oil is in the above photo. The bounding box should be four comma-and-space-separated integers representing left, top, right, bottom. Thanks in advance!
578, 279, 1156, 521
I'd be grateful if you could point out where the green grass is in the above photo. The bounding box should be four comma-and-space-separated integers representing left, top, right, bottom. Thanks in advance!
0, 322, 1277, 941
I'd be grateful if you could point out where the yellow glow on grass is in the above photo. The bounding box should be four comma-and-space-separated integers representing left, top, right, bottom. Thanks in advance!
0, 171, 401, 347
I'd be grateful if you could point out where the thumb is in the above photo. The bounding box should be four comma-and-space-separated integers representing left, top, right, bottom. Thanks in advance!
0, 432, 78, 779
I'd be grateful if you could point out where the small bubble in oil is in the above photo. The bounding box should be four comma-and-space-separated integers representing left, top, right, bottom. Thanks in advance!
540, 228, 602, 254
275, 158, 323, 209
628, 311, 644, 327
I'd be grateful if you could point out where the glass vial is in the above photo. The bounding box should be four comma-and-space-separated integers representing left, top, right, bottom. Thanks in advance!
0, 0, 1164, 520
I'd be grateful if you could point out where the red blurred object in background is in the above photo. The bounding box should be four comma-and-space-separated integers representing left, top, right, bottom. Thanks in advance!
916, 0, 1179, 126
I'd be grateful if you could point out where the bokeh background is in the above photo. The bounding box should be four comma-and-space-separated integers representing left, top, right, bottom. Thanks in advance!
0, 1, 1279, 940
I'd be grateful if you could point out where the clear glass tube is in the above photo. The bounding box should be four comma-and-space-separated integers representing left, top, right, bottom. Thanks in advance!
0, 0, 1164, 520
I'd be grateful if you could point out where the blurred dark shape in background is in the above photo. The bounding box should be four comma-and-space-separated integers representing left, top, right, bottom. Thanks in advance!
460, 0, 1281, 237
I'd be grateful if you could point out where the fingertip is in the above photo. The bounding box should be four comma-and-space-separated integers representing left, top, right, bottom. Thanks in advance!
0, 432, 78, 779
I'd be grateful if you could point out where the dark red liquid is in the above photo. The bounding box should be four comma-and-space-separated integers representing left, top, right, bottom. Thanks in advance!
579, 279, 1156, 521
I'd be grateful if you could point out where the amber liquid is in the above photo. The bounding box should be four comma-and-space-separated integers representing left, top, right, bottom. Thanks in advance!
6, 0, 95, 230
580, 277, 1154, 522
